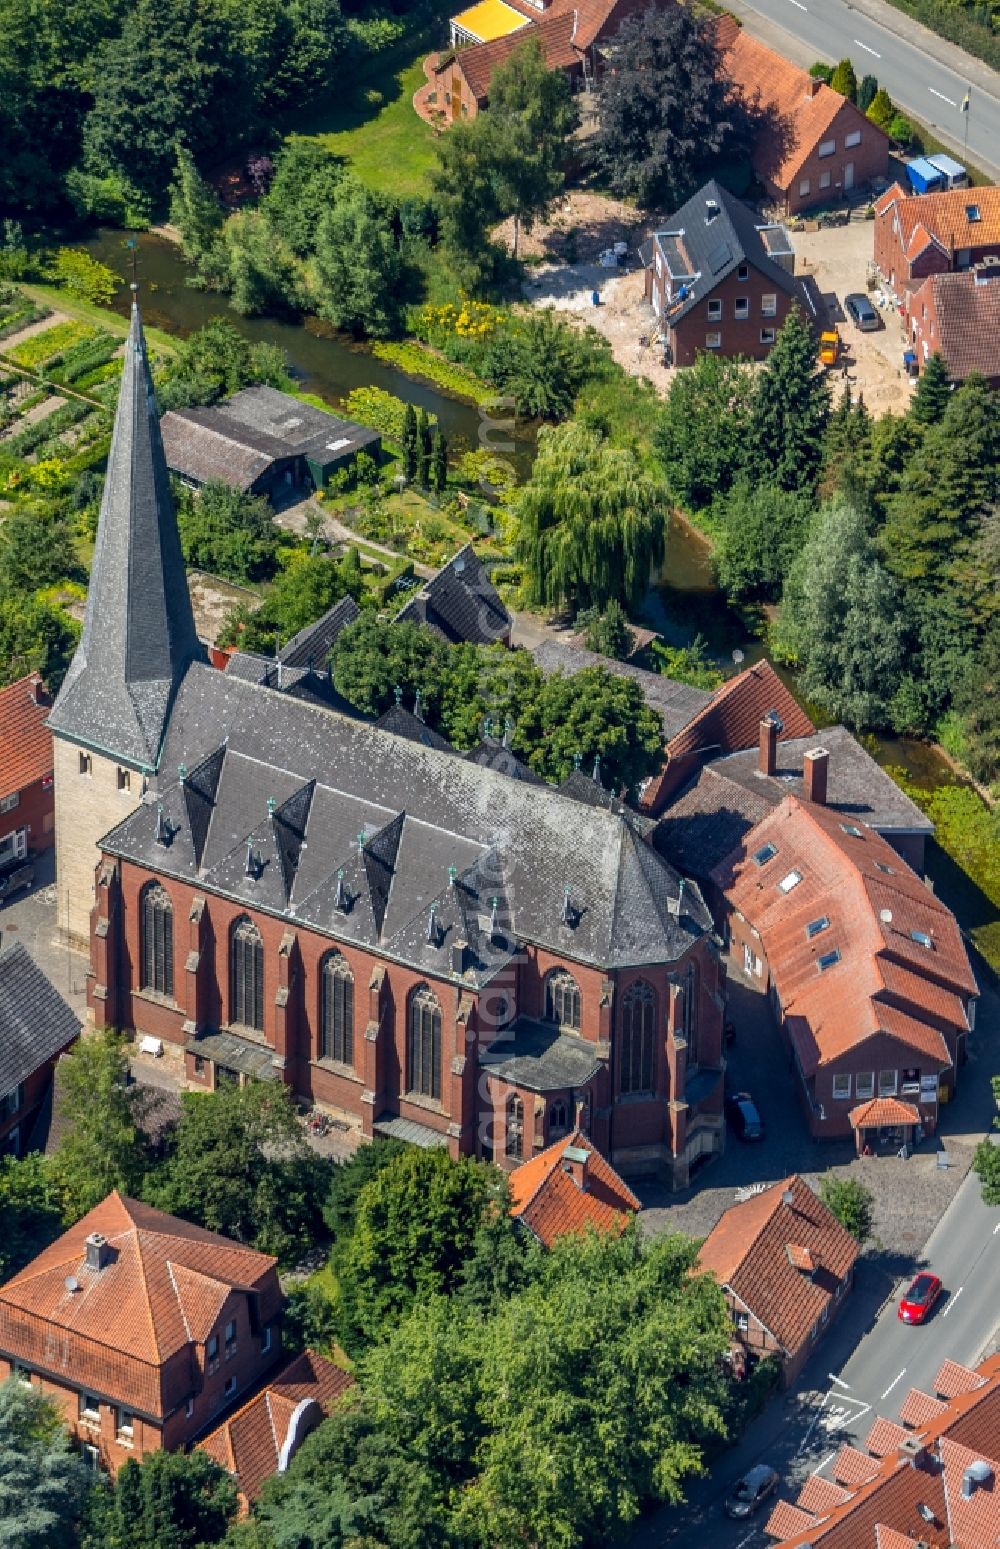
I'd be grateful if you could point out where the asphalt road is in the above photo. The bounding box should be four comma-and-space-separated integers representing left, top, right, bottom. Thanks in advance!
732, 0, 1000, 180
630, 1159, 1000, 1549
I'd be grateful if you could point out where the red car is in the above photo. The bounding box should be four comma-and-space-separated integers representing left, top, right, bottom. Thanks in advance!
898, 1272, 943, 1324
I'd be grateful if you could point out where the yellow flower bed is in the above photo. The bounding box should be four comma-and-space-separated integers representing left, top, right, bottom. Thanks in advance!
416, 301, 506, 341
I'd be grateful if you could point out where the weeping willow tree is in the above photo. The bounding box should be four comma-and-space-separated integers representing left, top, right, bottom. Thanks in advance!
514, 422, 667, 613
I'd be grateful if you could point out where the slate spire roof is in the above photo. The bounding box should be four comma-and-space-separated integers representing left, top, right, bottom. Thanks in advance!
48, 297, 203, 771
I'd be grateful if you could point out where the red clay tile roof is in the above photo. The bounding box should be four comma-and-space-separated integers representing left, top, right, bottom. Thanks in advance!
933, 1360, 986, 1400
897, 1386, 949, 1428
832, 1445, 882, 1486
198, 1350, 354, 1504
712, 795, 976, 1078
722, 29, 888, 191
848, 1097, 920, 1130
766, 1355, 1000, 1545
768, 1501, 821, 1538
927, 269, 1000, 383
0, 1192, 280, 1419
797, 1476, 852, 1513
642, 659, 813, 812
879, 183, 1000, 258
697, 1174, 859, 1357
441, 11, 582, 103
508, 1128, 639, 1249
786, 1242, 817, 1272
863, 1418, 910, 1457
0, 674, 52, 803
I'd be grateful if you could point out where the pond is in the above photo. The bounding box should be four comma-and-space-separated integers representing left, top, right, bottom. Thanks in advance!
78, 227, 534, 467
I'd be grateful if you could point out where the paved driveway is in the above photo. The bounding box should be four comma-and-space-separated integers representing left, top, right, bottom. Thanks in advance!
0, 847, 88, 1019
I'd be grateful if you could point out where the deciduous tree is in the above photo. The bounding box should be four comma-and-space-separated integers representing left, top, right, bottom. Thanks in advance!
50, 1029, 153, 1221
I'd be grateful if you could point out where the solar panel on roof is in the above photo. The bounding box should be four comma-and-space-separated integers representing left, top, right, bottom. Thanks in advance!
708, 240, 732, 275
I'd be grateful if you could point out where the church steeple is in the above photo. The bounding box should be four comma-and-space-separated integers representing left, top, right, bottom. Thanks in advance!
49, 291, 202, 772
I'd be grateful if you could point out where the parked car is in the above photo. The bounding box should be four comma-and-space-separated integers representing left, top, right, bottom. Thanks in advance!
724, 1465, 780, 1519
0, 854, 35, 903
845, 292, 882, 331
725, 1091, 765, 1141
898, 1271, 943, 1324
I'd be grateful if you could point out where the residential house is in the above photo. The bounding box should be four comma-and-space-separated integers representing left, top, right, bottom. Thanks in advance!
431, 0, 661, 120
0, 941, 81, 1157
161, 386, 381, 501
394, 544, 512, 646
874, 182, 1000, 304
712, 794, 977, 1141
49, 302, 727, 1189
0, 672, 54, 867
765, 1353, 1000, 1545
902, 265, 1000, 386
655, 721, 935, 883
643, 180, 801, 365
507, 1128, 640, 1246
720, 23, 890, 213
198, 1349, 354, 1512
0, 1191, 283, 1474
697, 1174, 859, 1385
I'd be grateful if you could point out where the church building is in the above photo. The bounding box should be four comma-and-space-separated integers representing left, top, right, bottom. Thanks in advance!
47, 297, 727, 1187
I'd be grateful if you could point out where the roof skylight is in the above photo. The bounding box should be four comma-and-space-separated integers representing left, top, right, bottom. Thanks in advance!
778, 869, 803, 893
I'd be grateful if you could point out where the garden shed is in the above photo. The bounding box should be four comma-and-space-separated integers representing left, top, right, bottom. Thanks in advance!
161, 385, 381, 502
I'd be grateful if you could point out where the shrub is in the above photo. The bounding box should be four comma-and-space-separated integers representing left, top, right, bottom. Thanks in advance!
809, 61, 833, 82
47, 248, 122, 306
888, 113, 916, 147
819, 1176, 875, 1243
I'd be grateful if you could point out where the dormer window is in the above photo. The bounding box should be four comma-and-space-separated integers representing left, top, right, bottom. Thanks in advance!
778, 869, 802, 893
840, 823, 863, 838
753, 842, 778, 866
966, 204, 981, 222
910, 930, 933, 949
224, 1318, 237, 1358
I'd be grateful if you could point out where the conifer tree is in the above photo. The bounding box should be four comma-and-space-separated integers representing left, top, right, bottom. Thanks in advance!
748, 307, 831, 494
431, 430, 448, 494
867, 87, 894, 130
829, 58, 858, 103
909, 352, 951, 424
858, 74, 878, 113
401, 402, 418, 482
416, 409, 432, 487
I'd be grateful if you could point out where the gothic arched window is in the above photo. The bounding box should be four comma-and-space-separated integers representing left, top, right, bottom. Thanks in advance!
548, 1098, 569, 1138
544, 969, 581, 1031
408, 986, 442, 1100
140, 882, 173, 997
505, 1094, 524, 1160
683, 962, 700, 1067
320, 953, 354, 1065
620, 979, 656, 1096
230, 917, 264, 1031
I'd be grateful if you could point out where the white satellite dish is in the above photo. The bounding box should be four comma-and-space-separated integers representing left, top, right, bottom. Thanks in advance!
64, 1275, 80, 1293
880, 909, 893, 924
732, 649, 745, 664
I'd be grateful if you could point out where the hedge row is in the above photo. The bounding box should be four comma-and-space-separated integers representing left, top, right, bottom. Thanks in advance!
884, 0, 1000, 71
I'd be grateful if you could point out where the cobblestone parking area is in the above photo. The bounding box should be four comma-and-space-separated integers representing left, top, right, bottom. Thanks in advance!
639, 959, 1000, 1263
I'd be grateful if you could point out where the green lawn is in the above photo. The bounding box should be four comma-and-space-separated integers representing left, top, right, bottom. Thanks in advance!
287, 35, 441, 198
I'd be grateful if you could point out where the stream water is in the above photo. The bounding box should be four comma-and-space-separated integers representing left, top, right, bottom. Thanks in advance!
79, 227, 531, 462
80, 227, 956, 792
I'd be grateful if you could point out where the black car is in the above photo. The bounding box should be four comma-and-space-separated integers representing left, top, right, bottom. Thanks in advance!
844, 292, 881, 331
725, 1091, 765, 1141
724, 1465, 780, 1519
0, 854, 35, 903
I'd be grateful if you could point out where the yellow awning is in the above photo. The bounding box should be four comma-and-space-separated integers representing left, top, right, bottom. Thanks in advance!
451, 0, 529, 42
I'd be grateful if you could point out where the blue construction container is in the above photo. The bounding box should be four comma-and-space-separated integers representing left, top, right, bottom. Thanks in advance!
906, 157, 946, 194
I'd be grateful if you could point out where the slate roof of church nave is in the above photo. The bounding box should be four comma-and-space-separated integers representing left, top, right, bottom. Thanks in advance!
100, 663, 711, 979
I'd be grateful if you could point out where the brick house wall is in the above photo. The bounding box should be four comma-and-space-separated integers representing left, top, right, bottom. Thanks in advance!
875, 200, 1000, 300
91, 856, 725, 1183
724, 911, 957, 1140
0, 1056, 76, 1159
723, 1268, 855, 1387
1, 773, 55, 859
776, 101, 888, 215
0, 1289, 282, 1476
662, 264, 797, 366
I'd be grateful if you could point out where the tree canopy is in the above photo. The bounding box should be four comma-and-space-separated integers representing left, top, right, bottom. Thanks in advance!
0, 1380, 92, 1549
595, 4, 748, 206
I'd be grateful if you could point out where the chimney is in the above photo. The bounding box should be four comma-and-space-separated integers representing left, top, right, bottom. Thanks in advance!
451, 938, 468, 975
31, 676, 46, 706
759, 715, 779, 776
803, 746, 829, 806
806, 77, 822, 98
562, 1143, 590, 1190
84, 1232, 111, 1272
